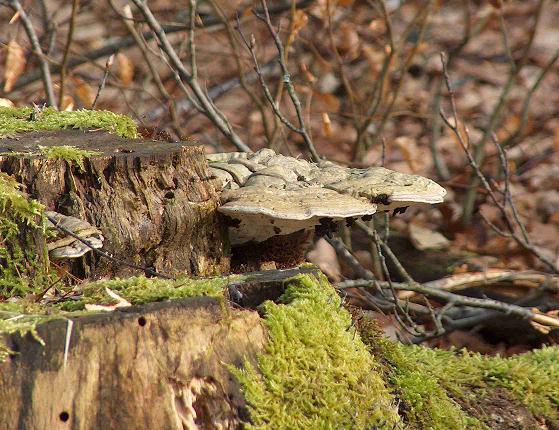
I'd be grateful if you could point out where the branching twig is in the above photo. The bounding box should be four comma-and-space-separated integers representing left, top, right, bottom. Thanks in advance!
4, 0, 57, 107
337, 278, 559, 330
462, 0, 544, 224
129, 0, 252, 152
238, 0, 321, 162
439, 52, 559, 274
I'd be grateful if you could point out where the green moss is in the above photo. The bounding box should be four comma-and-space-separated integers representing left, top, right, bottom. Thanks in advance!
56, 275, 229, 311
397, 344, 559, 425
384, 342, 487, 429
0, 107, 138, 296
231, 273, 401, 430
0, 107, 137, 138
0, 173, 52, 296
38, 145, 101, 170
0, 275, 231, 362
356, 312, 559, 428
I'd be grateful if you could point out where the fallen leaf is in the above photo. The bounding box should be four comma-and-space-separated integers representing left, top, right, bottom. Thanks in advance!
408, 222, 450, 250
4, 40, 26, 92
117, 53, 134, 86
72, 77, 94, 108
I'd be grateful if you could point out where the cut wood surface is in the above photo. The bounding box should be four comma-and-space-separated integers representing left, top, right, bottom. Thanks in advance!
0, 296, 265, 430
0, 129, 229, 278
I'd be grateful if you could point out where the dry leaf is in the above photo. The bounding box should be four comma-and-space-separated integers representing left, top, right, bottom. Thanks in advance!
61, 95, 74, 111
72, 77, 94, 107
4, 40, 26, 92
393, 136, 420, 172
117, 53, 134, 86
321, 112, 332, 137
8, 10, 20, 24
0, 98, 15, 107
287, 10, 308, 45
408, 222, 450, 250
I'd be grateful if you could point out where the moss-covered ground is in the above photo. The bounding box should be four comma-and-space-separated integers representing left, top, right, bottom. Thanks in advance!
233, 273, 559, 430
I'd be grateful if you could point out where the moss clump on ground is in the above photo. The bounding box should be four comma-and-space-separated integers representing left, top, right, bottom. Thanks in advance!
398, 344, 559, 426
56, 275, 230, 311
231, 273, 401, 430
0, 107, 137, 138
356, 310, 559, 429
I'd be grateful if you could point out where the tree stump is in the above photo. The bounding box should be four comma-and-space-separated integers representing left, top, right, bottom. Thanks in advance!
0, 297, 265, 430
0, 129, 229, 279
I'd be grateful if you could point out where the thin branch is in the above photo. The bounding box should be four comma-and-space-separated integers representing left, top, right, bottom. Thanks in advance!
251, 0, 321, 162
5, 0, 57, 107
58, 0, 80, 108
91, 54, 114, 110
462, 0, 545, 224
439, 52, 559, 274
130, 0, 252, 152
337, 278, 559, 329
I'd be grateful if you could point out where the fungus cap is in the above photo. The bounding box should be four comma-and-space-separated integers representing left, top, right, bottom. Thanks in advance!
208, 149, 446, 245
46, 211, 104, 259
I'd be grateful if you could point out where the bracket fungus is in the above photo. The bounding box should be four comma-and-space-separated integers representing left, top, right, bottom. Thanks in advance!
46, 211, 104, 259
208, 149, 446, 246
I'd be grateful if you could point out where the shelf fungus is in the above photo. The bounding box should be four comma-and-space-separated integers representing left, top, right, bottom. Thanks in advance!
208, 149, 446, 267
46, 211, 104, 259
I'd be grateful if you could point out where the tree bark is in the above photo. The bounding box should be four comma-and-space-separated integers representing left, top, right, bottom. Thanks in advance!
0, 297, 265, 430
0, 129, 229, 279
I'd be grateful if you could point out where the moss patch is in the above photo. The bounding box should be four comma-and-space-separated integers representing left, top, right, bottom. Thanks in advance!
398, 344, 559, 427
0, 107, 139, 297
0, 275, 231, 362
57, 275, 230, 311
356, 310, 559, 429
38, 145, 101, 170
231, 273, 401, 430
0, 107, 137, 138
0, 172, 52, 296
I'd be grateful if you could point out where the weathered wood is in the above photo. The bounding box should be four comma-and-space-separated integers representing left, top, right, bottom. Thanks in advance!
0, 297, 265, 430
0, 129, 229, 278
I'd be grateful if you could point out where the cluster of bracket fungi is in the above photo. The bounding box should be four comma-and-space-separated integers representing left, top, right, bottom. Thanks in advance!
47, 148, 445, 260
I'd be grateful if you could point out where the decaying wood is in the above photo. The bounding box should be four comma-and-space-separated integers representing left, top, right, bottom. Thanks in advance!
0, 129, 229, 278
0, 296, 265, 430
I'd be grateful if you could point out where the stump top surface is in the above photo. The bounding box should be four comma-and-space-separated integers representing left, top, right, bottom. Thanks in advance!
0, 129, 201, 158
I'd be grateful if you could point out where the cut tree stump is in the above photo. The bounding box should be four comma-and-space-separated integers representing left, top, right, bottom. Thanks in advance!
0, 296, 265, 430
0, 129, 229, 279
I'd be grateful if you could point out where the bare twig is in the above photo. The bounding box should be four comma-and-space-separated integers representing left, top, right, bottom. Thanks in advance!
4, 0, 57, 107
337, 278, 559, 330
130, 0, 251, 152
439, 52, 559, 274
58, 0, 80, 108
246, 0, 321, 162
91, 54, 114, 110
462, 0, 544, 224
